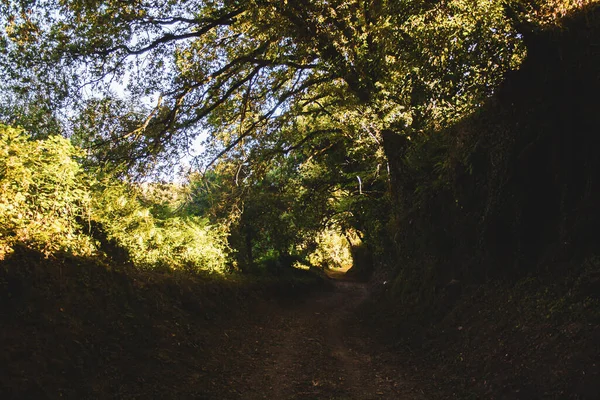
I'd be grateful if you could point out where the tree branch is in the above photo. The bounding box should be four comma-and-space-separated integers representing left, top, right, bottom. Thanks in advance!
98, 8, 244, 56
203, 74, 333, 169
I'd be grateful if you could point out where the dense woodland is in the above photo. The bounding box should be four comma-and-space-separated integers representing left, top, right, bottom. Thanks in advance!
1, 0, 599, 398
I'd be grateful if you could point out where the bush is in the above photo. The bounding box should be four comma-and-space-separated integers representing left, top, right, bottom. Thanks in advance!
92, 181, 231, 273
0, 124, 232, 273
308, 226, 358, 270
0, 125, 96, 259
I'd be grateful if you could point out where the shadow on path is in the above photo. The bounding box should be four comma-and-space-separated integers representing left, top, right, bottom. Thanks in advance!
202, 271, 426, 399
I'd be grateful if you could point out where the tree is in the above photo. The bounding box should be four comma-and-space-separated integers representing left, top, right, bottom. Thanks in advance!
1, 0, 525, 176
1, 0, 533, 273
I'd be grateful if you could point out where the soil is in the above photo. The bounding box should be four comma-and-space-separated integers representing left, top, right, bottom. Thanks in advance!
0, 253, 424, 399
362, 275, 600, 400
3, 252, 598, 399
198, 274, 425, 399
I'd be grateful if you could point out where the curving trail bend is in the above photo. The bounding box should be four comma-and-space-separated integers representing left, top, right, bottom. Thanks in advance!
200, 276, 425, 400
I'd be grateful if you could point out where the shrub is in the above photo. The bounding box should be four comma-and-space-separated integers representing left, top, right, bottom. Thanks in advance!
91, 178, 232, 273
0, 125, 96, 259
0, 124, 232, 273
308, 226, 359, 270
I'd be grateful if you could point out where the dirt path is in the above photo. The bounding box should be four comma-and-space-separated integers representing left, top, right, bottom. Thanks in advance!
202, 278, 425, 399
1, 258, 426, 400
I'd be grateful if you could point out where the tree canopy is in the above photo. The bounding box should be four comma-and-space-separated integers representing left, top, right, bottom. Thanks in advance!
1, 0, 526, 172
3, 0, 576, 273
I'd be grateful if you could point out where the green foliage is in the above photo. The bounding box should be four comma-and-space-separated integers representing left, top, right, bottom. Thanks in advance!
0, 124, 95, 258
0, 0, 530, 174
511, 0, 598, 25
308, 226, 359, 270
91, 179, 231, 273
0, 0, 537, 273
1, 0, 595, 284
0, 124, 231, 273
186, 134, 385, 273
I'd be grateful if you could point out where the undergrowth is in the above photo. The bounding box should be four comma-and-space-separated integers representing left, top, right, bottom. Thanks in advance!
0, 245, 329, 398
0, 124, 232, 273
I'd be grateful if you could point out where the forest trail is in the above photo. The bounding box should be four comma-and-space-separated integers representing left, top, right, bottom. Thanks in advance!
201, 275, 425, 400
1, 262, 427, 399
